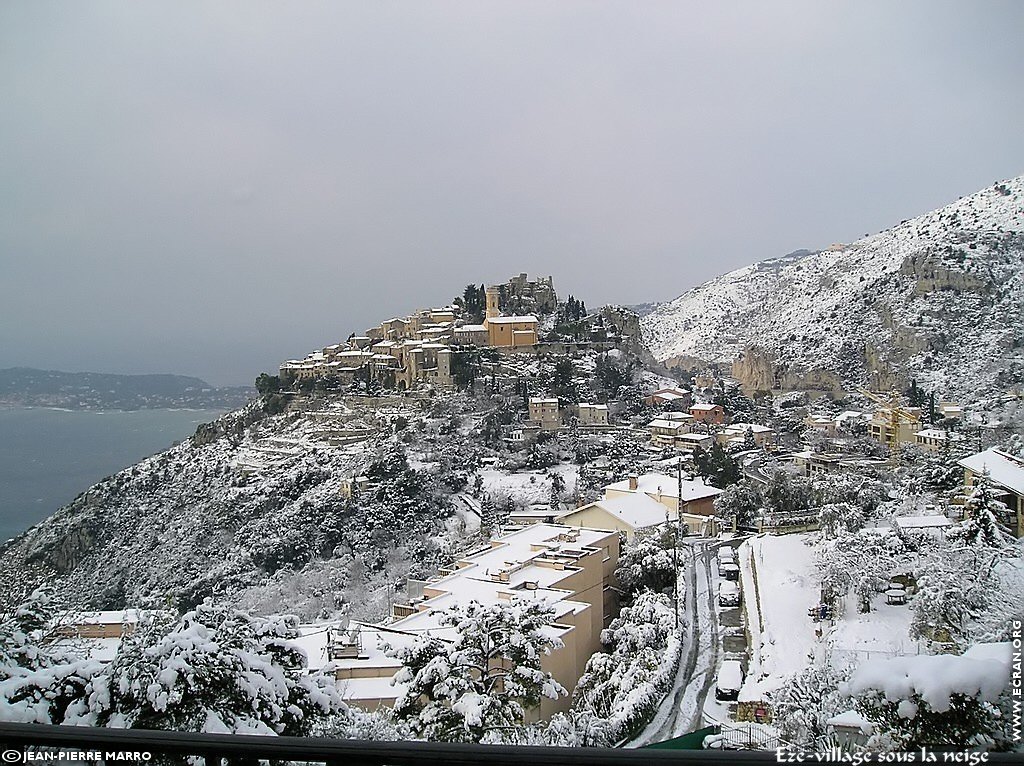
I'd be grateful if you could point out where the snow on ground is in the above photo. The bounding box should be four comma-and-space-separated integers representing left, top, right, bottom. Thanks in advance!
739, 534, 820, 701
829, 597, 917, 667
740, 532, 926, 704
477, 465, 579, 506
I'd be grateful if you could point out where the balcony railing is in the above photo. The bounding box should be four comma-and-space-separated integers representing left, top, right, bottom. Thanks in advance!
3, 723, 1020, 765
0, 723, 778, 765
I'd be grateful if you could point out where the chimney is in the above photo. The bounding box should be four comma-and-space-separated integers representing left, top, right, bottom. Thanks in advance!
628, 473, 638, 491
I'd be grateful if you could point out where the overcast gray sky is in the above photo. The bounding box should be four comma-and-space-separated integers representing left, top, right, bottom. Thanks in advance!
2, 1, 1022, 386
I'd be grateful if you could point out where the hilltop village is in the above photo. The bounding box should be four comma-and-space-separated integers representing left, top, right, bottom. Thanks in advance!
1, 273, 1020, 751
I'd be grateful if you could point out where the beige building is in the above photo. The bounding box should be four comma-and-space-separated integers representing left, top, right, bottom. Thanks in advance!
484, 286, 538, 347
648, 417, 690, 448
560, 472, 723, 536
529, 397, 561, 431
294, 524, 620, 719
803, 414, 837, 436
958, 448, 1024, 538
869, 407, 922, 448
576, 402, 609, 426
559, 492, 677, 540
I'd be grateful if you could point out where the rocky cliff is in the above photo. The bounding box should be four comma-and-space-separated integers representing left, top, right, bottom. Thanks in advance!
642, 177, 1024, 403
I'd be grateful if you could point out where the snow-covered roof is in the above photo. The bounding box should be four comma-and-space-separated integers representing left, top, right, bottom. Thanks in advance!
457, 324, 488, 332
690, 403, 721, 411
662, 412, 694, 421
676, 433, 712, 443
725, 423, 773, 434
604, 472, 722, 502
827, 710, 872, 732
65, 609, 144, 625
529, 397, 558, 405
914, 428, 947, 439
567, 493, 671, 531
958, 448, 1024, 495
648, 418, 686, 430
578, 402, 608, 410
893, 515, 951, 529
487, 315, 538, 324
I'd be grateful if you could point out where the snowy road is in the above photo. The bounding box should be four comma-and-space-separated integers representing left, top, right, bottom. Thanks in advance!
629, 540, 719, 746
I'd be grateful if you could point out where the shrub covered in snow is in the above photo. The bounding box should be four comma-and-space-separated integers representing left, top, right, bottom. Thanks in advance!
572, 591, 683, 742
847, 653, 1012, 750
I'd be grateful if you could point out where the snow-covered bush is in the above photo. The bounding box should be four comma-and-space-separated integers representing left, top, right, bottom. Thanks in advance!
0, 588, 102, 724
572, 591, 682, 742
387, 599, 566, 743
847, 654, 1011, 750
772, 663, 851, 749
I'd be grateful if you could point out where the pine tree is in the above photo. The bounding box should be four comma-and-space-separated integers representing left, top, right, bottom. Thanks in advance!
88, 603, 347, 735
387, 599, 566, 743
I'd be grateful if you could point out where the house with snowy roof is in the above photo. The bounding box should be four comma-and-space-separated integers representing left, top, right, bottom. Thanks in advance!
913, 427, 950, 453
576, 402, 609, 426
643, 387, 692, 409
647, 417, 691, 447
559, 472, 722, 537
528, 397, 561, 431
294, 524, 619, 720
689, 403, 725, 425
957, 447, 1024, 537
717, 422, 776, 449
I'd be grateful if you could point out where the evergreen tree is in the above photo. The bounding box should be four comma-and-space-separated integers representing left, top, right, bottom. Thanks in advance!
85, 603, 347, 735
615, 530, 677, 602
387, 599, 565, 743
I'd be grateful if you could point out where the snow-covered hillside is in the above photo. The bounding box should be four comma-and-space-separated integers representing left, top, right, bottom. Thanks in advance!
643, 177, 1024, 402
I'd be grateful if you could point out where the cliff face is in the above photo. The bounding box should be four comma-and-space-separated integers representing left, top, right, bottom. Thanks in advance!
642, 178, 1024, 401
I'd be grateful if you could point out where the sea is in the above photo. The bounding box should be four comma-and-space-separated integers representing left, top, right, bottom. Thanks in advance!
0, 407, 227, 543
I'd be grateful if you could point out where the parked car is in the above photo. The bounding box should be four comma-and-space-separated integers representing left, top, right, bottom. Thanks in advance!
719, 562, 740, 581
716, 660, 744, 701
718, 580, 741, 607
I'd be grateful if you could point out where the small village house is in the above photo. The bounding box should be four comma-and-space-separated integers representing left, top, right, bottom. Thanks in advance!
528, 397, 561, 431
957, 447, 1024, 537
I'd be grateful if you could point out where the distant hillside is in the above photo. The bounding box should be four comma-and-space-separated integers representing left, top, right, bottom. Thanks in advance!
642, 177, 1024, 407
0, 367, 253, 410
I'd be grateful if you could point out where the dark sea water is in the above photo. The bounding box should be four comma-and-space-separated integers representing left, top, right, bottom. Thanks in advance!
0, 408, 226, 542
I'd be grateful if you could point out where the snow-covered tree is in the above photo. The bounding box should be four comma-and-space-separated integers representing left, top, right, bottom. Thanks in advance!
0, 588, 101, 724
713, 480, 764, 529
572, 591, 682, 742
615, 529, 677, 602
909, 527, 1017, 651
78, 602, 347, 735
815, 529, 905, 613
387, 599, 566, 743
772, 663, 851, 749
818, 502, 865, 539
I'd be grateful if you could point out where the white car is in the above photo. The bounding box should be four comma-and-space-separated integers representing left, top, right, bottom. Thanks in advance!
718, 580, 741, 607
716, 660, 744, 701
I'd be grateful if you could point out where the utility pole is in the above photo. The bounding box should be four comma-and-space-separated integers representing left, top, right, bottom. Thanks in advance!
675, 459, 684, 628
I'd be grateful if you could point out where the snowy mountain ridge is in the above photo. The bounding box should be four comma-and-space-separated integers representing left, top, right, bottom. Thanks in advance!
642, 177, 1024, 401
